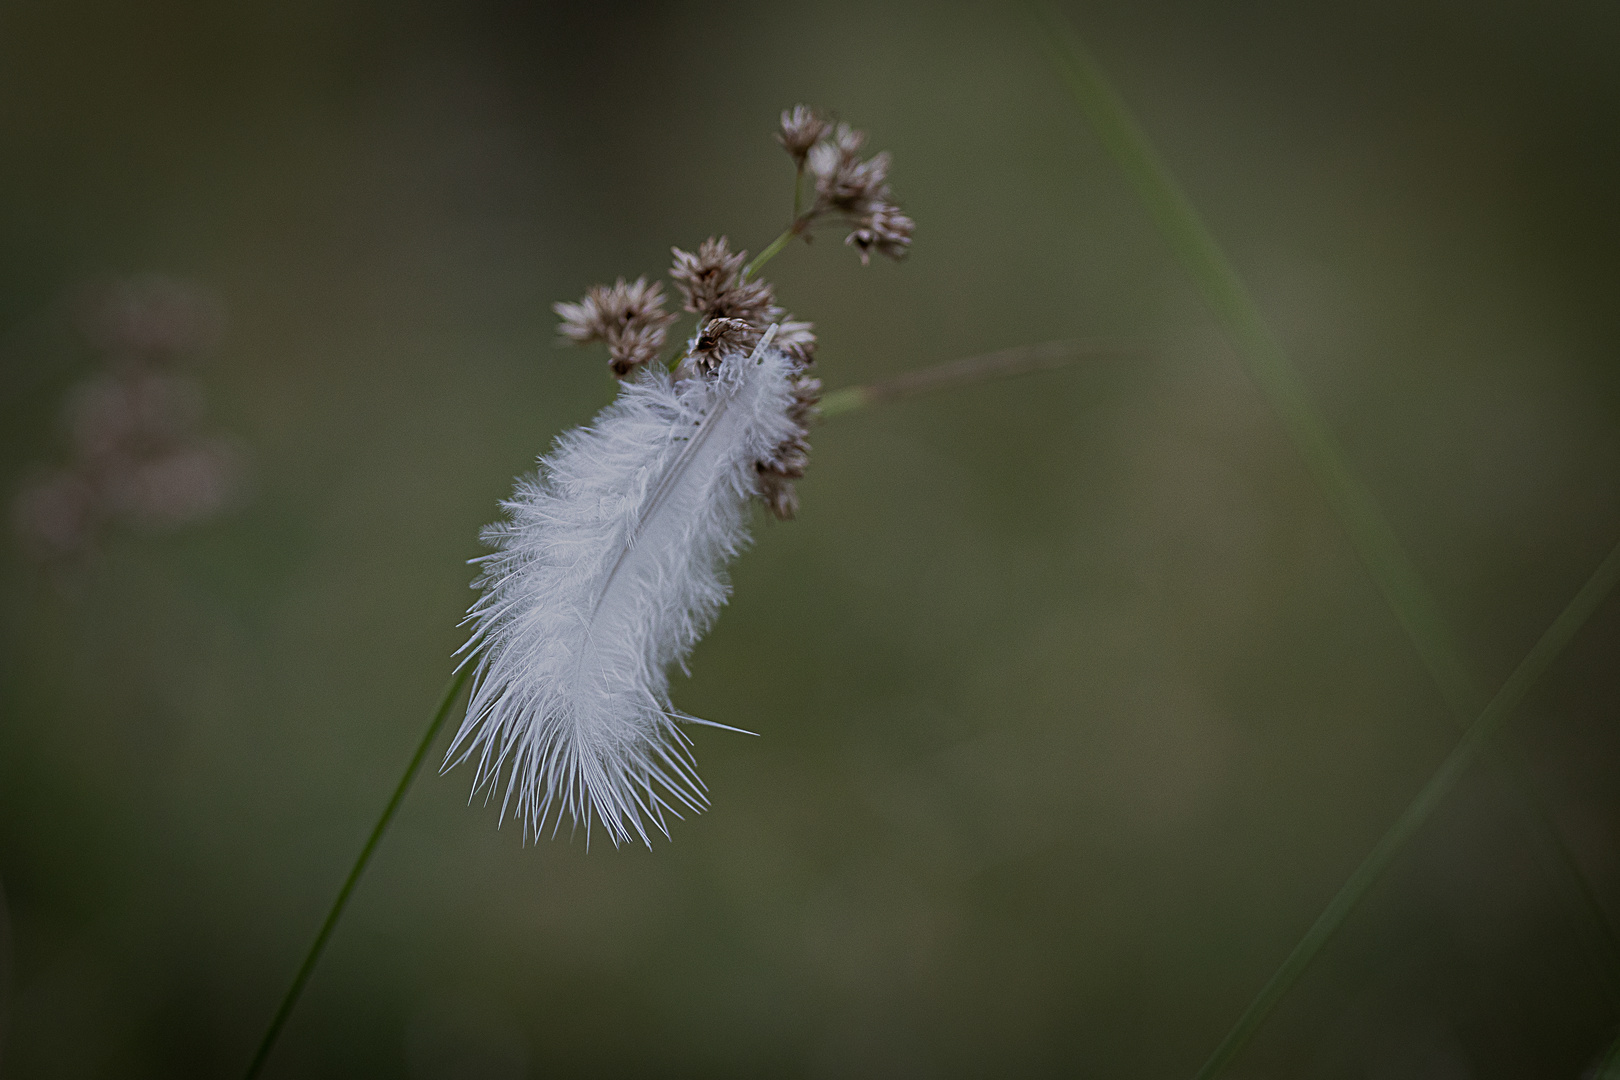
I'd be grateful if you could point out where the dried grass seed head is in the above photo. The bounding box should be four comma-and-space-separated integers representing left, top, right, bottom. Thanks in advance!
669, 237, 775, 325
777, 105, 830, 167
689, 317, 759, 374
774, 319, 818, 365
78, 276, 224, 364
798, 119, 913, 266
750, 349, 821, 522
754, 469, 799, 521
554, 276, 677, 377
808, 123, 892, 214
847, 203, 916, 264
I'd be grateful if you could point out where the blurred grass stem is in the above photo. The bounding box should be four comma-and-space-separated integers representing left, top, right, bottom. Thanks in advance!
1193, 538, 1620, 1079
1598, 1033, 1620, 1078
244, 665, 473, 1079
819, 339, 1139, 417
1036, 6, 1620, 1068
243, 334, 1132, 1074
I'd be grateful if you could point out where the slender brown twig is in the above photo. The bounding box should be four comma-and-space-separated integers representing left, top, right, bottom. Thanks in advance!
819, 339, 1142, 417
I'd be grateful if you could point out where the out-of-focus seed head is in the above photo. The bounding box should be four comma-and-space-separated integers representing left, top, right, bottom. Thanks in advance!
786, 371, 821, 424
13, 277, 247, 561
750, 355, 820, 520
808, 124, 892, 214
776, 105, 831, 168
847, 203, 916, 265
798, 118, 913, 266
754, 469, 800, 521
775, 318, 818, 365
12, 469, 99, 556
754, 428, 812, 520
78, 276, 224, 363
554, 277, 677, 377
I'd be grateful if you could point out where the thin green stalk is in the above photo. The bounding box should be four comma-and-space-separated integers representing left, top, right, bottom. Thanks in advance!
0, 871, 10, 1073
1037, 9, 1470, 707
241, 336, 1126, 1075
1036, 0, 1620, 1037
1193, 538, 1620, 1080
1598, 1032, 1620, 1079
742, 224, 799, 281
245, 664, 473, 1080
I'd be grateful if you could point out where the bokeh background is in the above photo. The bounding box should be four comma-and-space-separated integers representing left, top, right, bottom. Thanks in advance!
3, 1, 1620, 1076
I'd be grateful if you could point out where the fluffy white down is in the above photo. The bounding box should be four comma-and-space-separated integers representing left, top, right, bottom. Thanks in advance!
449, 337, 799, 845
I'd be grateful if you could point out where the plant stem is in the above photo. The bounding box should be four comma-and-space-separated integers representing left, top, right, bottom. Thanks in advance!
1192, 538, 1620, 1080
1598, 1032, 1620, 1079
240, 336, 1125, 1075
0, 871, 11, 1074
244, 664, 473, 1079
743, 220, 803, 281
1036, 5, 1620, 1058
818, 339, 1140, 418
1038, 9, 1469, 704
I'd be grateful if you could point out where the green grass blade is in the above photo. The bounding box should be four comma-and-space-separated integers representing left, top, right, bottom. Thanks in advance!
1034, 10, 1475, 714
245, 664, 473, 1079
1194, 538, 1620, 1079
1598, 1032, 1620, 1079
1034, 3, 1620, 1049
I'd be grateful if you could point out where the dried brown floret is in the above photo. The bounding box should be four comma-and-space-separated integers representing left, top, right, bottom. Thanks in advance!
754, 428, 811, 521
808, 124, 893, 214
776, 105, 831, 168
669, 238, 775, 325
774, 318, 818, 365
846, 203, 915, 265
751, 357, 820, 519
79, 276, 224, 362
553, 277, 677, 377
754, 470, 799, 521
687, 317, 761, 375
786, 371, 822, 425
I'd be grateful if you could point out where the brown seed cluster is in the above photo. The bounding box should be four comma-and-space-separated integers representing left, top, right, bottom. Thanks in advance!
670, 235, 816, 364
753, 367, 821, 521
784, 108, 915, 265
665, 236, 822, 519
11, 278, 244, 560
776, 105, 831, 167
553, 277, 678, 377
671, 238, 775, 332
552, 105, 916, 517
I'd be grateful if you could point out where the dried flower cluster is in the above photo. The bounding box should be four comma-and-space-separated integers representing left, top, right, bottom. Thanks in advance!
787, 107, 915, 265
11, 278, 244, 558
664, 235, 820, 519
555, 234, 823, 520
550, 105, 910, 520
553, 277, 678, 377
775, 104, 831, 166
458, 108, 913, 843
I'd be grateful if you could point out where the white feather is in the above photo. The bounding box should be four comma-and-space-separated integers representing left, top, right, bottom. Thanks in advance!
448, 329, 798, 846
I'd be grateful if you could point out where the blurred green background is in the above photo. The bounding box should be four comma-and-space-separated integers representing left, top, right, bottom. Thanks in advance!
3, 1, 1620, 1076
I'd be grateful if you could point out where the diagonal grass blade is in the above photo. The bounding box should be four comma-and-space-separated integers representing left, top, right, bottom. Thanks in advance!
1034, 0, 1620, 1039
1192, 537, 1620, 1078
245, 664, 473, 1079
